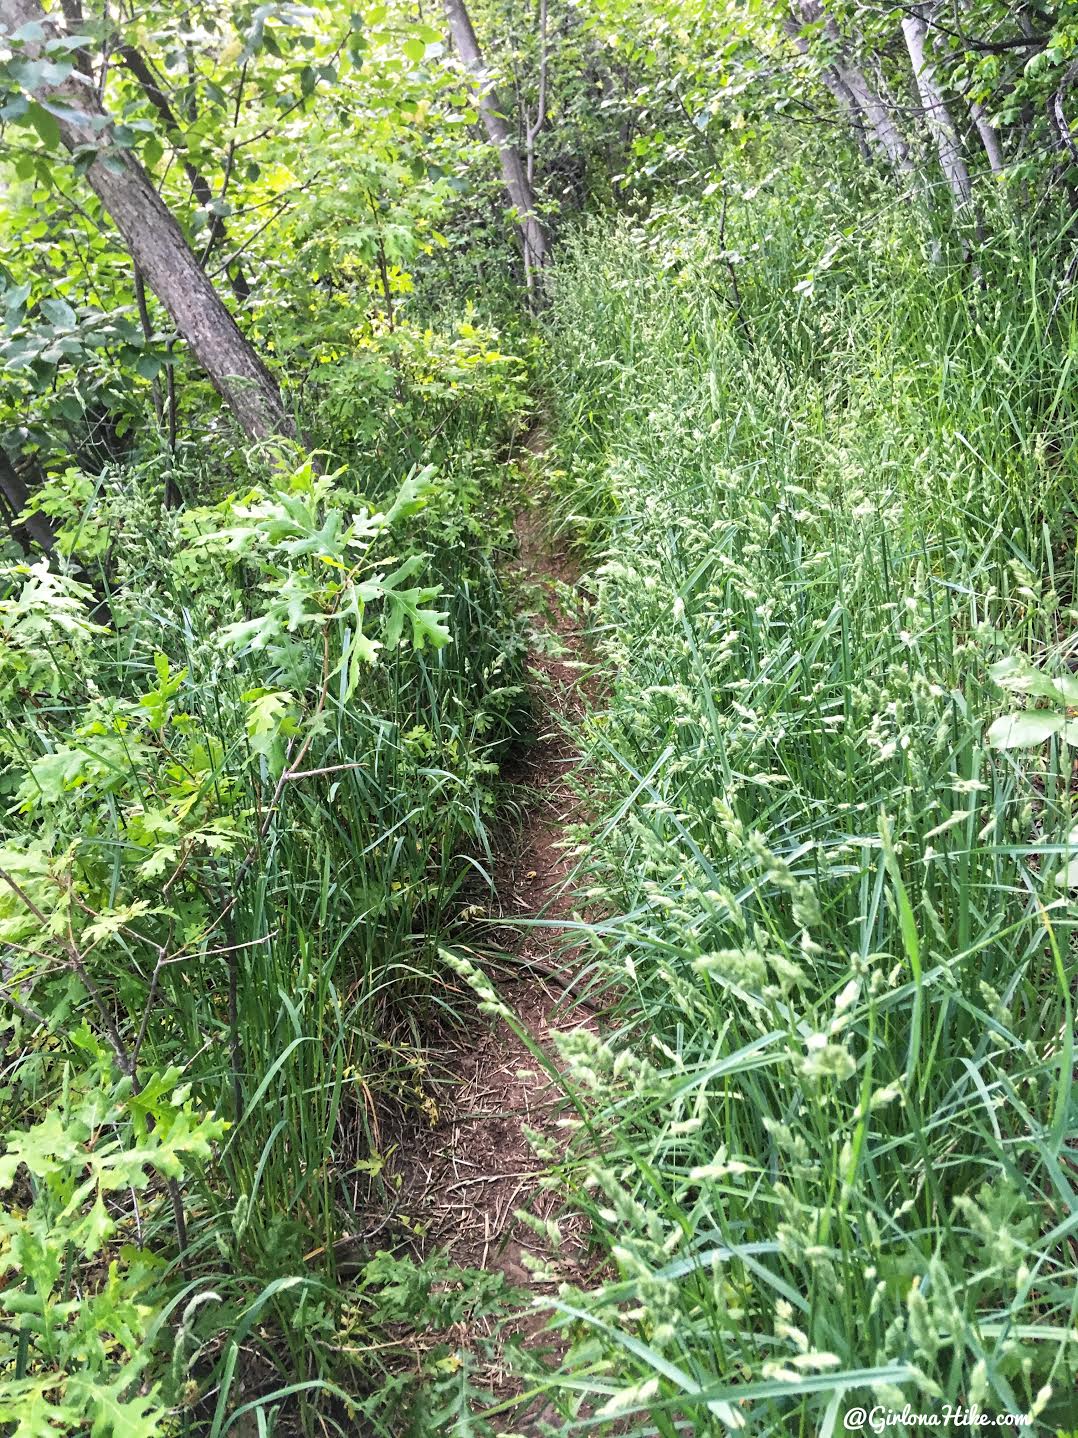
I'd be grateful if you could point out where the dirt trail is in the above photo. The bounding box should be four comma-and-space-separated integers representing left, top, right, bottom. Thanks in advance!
392, 424, 598, 1424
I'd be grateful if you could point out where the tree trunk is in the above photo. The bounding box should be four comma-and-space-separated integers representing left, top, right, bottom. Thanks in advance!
442, 0, 550, 276
524, 0, 549, 188
2, 0, 291, 445
946, 0, 1006, 176
969, 99, 1005, 175
59, 0, 251, 302
796, 1, 914, 175
0, 455, 55, 555
784, 16, 871, 163
901, 7, 974, 211
1046, 59, 1078, 215
827, 69, 873, 163
116, 45, 252, 304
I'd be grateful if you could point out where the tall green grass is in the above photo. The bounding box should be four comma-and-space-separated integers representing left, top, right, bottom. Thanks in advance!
534, 182, 1078, 1432
0, 318, 530, 1429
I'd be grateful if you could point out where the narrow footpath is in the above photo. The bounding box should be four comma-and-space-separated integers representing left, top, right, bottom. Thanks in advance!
395, 424, 599, 1426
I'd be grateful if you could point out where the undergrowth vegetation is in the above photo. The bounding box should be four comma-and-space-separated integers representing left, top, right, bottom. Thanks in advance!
6, 0, 1078, 1430
0, 325, 530, 1431
536, 178, 1078, 1431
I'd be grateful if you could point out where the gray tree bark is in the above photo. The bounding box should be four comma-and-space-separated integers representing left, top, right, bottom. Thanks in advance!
784, 15, 871, 162
2, 0, 291, 444
901, 7, 974, 210
524, 0, 549, 187
827, 68, 873, 163
442, 0, 550, 276
796, 1, 914, 175
945, 0, 1006, 175
969, 99, 1005, 175
115, 45, 252, 304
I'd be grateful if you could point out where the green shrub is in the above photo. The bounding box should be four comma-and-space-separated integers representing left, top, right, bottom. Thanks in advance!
0, 346, 528, 1428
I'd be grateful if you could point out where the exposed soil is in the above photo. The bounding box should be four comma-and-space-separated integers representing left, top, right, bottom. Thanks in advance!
388, 424, 601, 1428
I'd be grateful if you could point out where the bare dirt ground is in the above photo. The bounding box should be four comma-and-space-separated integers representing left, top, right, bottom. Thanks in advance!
389, 426, 601, 1430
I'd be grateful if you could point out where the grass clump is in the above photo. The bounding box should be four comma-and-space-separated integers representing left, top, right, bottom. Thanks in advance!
535, 184, 1078, 1432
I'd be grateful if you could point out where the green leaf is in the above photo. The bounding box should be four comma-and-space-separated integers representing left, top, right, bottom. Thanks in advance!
4, 282, 31, 314
384, 585, 450, 651
242, 688, 298, 756
73, 1370, 167, 1438
8, 1390, 66, 1438
1, 1108, 86, 1184
986, 712, 1064, 749
10, 20, 45, 42
384, 464, 437, 525
11, 57, 74, 90
1050, 673, 1078, 706
44, 33, 94, 54
82, 1191, 116, 1258
989, 654, 1078, 702
25, 100, 59, 149
343, 638, 378, 699
39, 297, 76, 329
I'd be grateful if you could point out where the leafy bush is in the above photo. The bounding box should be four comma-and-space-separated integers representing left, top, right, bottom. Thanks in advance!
0, 395, 527, 1426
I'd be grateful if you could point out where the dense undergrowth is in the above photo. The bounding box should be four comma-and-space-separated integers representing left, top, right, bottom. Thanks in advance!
532, 178, 1078, 1431
8, 0, 1078, 1427
0, 319, 532, 1431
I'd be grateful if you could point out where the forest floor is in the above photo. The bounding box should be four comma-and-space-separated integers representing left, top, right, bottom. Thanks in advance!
392, 424, 601, 1429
